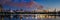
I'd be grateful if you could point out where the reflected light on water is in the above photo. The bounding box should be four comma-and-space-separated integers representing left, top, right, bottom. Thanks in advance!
37, 14, 56, 18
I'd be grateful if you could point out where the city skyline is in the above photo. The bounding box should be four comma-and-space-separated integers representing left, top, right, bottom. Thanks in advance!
1, 0, 60, 11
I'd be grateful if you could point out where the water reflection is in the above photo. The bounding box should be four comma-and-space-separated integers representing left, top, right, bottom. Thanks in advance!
0, 14, 60, 20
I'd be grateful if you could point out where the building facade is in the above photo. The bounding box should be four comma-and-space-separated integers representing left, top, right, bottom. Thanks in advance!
0, 4, 3, 12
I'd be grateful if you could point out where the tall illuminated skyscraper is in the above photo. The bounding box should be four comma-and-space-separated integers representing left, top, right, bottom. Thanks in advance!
0, 4, 3, 12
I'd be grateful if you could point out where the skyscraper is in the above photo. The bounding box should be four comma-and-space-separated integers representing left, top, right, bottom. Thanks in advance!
0, 4, 3, 12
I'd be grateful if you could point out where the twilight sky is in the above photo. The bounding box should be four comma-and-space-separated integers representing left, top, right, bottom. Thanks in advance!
2, 0, 60, 11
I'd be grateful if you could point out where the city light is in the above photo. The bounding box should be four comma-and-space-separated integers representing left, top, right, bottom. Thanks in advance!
0, 0, 60, 20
